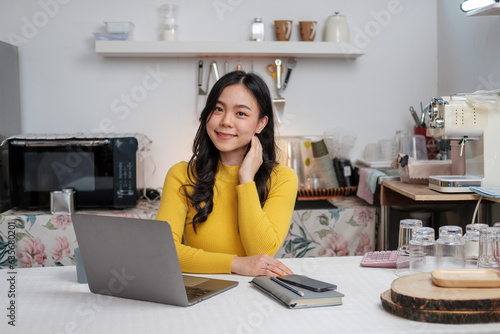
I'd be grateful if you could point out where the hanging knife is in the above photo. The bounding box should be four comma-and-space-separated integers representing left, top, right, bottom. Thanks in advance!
282, 58, 296, 90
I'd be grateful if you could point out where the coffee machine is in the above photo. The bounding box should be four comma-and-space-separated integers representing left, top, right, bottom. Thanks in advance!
427, 92, 500, 191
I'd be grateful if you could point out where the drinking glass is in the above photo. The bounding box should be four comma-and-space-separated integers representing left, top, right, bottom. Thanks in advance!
435, 225, 465, 269
478, 226, 500, 269
398, 219, 423, 249
396, 219, 422, 276
409, 227, 436, 273
463, 223, 488, 267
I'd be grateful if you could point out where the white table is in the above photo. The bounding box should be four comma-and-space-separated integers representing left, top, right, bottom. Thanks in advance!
1, 257, 498, 334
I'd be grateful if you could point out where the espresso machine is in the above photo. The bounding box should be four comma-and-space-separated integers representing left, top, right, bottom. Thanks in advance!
427, 91, 500, 192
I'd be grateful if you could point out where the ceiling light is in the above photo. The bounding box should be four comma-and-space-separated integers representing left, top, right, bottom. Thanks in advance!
461, 0, 498, 12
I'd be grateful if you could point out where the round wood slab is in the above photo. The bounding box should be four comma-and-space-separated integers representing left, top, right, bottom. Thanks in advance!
381, 290, 500, 324
391, 272, 500, 311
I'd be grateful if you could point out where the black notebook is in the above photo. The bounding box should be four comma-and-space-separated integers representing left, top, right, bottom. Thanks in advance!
250, 276, 344, 309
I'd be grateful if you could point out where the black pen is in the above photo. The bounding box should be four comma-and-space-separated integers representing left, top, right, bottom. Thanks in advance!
270, 277, 304, 297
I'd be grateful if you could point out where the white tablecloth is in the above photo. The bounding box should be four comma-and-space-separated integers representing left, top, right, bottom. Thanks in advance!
1, 257, 498, 334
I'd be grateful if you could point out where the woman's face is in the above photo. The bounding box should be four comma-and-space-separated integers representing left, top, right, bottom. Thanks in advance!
206, 84, 268, 166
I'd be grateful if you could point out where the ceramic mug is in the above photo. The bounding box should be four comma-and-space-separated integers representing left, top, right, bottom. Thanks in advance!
299, 21, 317, 41
274, 20, 292, 41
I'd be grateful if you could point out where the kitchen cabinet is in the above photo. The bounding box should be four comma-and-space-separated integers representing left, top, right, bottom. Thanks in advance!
95, 40, 364, 59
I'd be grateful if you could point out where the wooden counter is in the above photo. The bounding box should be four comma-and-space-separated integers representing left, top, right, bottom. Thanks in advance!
380, 180, 491, 206
378, 180, 500, 250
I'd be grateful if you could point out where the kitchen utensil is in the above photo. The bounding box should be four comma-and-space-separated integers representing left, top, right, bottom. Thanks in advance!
409, 106, 421, 127
198, 60, 205, 95
420, 102, 426, 127
211, 60, 220, 81
196, 60, 207, 116
202, 60, 220, 94
197, 60, 219, 116
283, 58, 296, 90
272, 59, 285, 123
266, 62, 284, 82
431, 269, 500, 288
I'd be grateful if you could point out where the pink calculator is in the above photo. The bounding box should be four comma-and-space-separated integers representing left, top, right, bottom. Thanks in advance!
360, 250, 398, 268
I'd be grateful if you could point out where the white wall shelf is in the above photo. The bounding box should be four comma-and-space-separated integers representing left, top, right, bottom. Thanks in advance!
466, 2, 500, 16
95, 41, 364, 59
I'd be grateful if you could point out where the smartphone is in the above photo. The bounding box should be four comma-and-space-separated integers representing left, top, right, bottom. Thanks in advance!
276, 275, 337, 292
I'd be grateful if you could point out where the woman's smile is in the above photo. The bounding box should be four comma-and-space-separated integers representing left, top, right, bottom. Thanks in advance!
215, 131, 237, 139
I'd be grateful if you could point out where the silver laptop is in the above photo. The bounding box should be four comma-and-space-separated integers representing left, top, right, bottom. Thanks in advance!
71, 214, 238, 306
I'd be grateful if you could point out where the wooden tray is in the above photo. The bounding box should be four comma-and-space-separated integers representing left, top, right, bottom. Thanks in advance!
431, 269, 500, 288
390, 272, 500, 312
381, 290, 500, 324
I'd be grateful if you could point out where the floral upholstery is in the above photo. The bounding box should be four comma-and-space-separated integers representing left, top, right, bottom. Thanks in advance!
0, 197, 377, 268
0, 201, 159, 269
276, 196, 378, 258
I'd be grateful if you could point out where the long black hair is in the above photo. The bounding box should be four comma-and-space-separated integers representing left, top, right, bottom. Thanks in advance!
184, 71, 277, 232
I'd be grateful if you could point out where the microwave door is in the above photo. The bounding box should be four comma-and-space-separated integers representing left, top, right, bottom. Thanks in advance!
8, 140, 116, 209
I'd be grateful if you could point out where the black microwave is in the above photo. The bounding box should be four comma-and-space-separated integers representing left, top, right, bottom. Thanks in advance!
5, 134, 149, 210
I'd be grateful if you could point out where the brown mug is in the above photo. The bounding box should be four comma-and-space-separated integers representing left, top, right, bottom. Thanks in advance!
274, 20, 292, 41
299, 21, 317, 42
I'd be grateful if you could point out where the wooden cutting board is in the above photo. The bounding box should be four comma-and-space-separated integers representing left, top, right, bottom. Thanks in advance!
381, 290, 500, 324
390, 272, 500, 311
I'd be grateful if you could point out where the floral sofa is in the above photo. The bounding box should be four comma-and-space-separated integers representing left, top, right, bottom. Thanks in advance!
275, 196, 377, 258
0, 197, 377, 268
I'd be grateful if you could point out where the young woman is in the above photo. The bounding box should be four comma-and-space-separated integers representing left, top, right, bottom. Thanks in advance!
156, 71, 298, 277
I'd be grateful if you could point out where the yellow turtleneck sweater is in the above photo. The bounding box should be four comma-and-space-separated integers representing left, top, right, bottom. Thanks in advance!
156, 161, 298, 274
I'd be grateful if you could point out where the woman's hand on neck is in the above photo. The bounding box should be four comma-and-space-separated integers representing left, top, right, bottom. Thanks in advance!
238, 136, 263, 184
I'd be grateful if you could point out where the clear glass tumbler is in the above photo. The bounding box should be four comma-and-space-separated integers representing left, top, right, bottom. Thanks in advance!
478, 226, 500, 269
463, 223, 489, 268
396, 219, 422, 276
435, 225, 465, 269
398, 219, 423, 249
409, 227, 436, 273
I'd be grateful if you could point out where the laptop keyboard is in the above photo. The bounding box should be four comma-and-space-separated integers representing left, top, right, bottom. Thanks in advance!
186, 286, 214, 300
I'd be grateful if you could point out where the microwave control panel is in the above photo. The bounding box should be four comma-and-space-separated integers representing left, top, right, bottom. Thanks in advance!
113, 137, 138, 207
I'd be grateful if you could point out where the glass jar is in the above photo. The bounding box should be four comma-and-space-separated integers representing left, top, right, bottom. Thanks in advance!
160, 4, 179, 41
251, 18, 264, 41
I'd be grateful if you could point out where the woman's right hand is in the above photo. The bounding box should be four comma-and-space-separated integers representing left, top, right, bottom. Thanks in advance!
231, 254, 293, 277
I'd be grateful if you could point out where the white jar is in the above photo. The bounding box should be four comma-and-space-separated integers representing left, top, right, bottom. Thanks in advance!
324, 12, 349, 43
251, 18, 264, 41
160, 4, 179, 41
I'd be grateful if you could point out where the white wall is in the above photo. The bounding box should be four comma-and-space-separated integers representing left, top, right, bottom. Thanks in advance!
0, 0, 438, 188
437, 0, 500, 94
